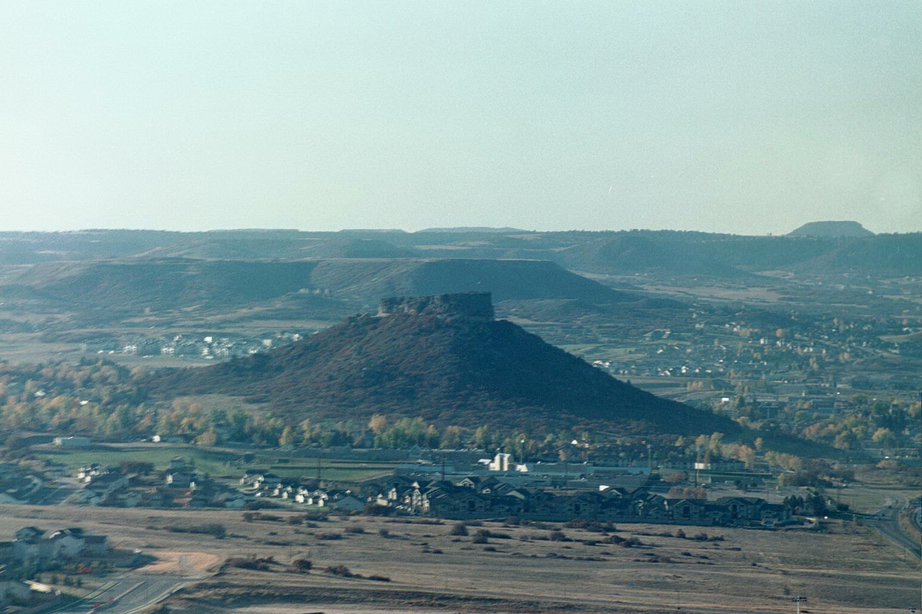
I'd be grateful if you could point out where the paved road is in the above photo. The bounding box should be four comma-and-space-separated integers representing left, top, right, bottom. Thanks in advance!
56, 572, 195, 614
865, 504, 921, 560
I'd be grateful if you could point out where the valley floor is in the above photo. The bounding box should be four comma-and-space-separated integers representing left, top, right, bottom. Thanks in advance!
1, 504, 915, 614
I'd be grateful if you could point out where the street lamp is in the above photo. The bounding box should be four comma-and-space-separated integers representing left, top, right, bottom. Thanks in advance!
791, 596, 807, 614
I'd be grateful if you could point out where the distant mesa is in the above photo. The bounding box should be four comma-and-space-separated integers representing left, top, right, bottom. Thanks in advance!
417, 227, 527, 234
307, 238, 419, 258
787, 221, 874, 238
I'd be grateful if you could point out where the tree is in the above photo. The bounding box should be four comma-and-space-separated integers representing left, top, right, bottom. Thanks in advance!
833, 430, 857, 450
279, 425, 296, 447
805, 491, 827, 516
368, 413, 388, 436
440, 425, 463, 449
473, 425, 492, 450
736, 444, 755, 470
871, 427, 897, 451
196, 428, 218, 447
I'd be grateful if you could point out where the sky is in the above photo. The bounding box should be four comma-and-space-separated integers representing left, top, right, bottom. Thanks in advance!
1, 1, 920, 235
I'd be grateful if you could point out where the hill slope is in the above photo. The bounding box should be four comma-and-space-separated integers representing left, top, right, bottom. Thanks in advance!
3, 257, 637, 318
558, 234, 747, 278
148, 295, 736, 437
6, 259, 320, 314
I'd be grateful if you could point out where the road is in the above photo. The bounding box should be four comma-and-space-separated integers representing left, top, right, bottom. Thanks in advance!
865, 503, 921, 560
56, 571, 199, 614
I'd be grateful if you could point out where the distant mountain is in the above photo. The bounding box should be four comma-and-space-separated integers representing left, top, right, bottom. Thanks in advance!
418, 227, 527, 233
791, 233, 922, 276
147, 293, 737, 437
5, 259, 320, 314
0, 227, 918, 285
0, 257, 641, 323
788, 221, 874, 238
307, 258, 638, 305
558, 234, 748, 278
301, 238, 419, 259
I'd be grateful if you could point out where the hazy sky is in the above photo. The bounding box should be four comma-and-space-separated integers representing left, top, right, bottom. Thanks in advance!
2, 1, 920, 235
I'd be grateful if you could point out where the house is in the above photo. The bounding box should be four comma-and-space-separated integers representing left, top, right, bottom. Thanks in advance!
670, 498, 709, 523
12, 527, 109, 567
220, 494, 252, 509
83, 535, 110, 557
83, 470, 130, 503
714, 496, 765, 525
0, 570, 32, 608
759, 503, 791, 526
44, 529, 85, 559
488, 453, 512, 472
629, 492, 669, 521
14, 528, 83, 563
165, 470, 195, 489
114, 489, 143, 508
331, 493, 366, 513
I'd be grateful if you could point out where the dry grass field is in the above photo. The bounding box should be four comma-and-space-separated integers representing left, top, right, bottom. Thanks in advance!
1, 504, 917, 614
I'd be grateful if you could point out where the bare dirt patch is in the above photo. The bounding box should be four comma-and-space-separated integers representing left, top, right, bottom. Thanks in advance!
141, 551, 220, 576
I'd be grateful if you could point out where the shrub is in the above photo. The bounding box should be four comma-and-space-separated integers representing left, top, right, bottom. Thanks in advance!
324, 565, 356, 578
450, 523, 469, 536
607, 535, 642, 547
563, 519, 615, 533
471, 529, 489, 544
548, 530, 568, 542
226, 556, 275, 571
364, 504, 393, 516
167, 523, 226, 539
291, 558, 312, 573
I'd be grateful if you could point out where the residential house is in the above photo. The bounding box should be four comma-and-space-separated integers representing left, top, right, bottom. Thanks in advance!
12, 527, 105, 566
331, 493, 366, 513
0, 569, 31, 608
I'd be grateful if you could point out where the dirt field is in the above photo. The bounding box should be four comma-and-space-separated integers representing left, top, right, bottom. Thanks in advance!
1, 505, 917, 614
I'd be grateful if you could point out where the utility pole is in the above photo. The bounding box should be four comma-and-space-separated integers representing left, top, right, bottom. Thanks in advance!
791, 595, 806, 614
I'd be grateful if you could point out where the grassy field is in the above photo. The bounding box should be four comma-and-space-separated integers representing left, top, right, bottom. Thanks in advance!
31, 443, 400, 482
0, 504, 915, 614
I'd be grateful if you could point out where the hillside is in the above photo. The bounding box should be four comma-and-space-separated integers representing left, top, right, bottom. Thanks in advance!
148, 294, 737, 437
5, 259, 321, 315
307, 258, 638, 306
558, 234, 748, 278
1, 257, 638, 320
0, 227, 919, 278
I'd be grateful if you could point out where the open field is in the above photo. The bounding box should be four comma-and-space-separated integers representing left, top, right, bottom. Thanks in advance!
1, 504, 917, 614
30, 443, 401, 482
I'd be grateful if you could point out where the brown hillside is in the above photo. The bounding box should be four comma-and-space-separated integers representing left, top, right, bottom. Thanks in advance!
148, 294, 737, 437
